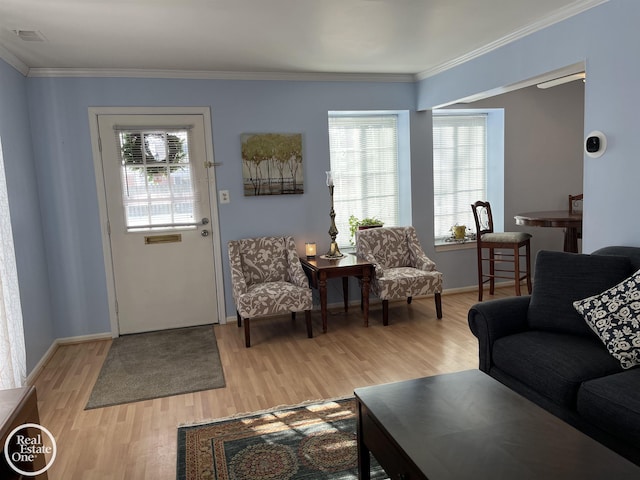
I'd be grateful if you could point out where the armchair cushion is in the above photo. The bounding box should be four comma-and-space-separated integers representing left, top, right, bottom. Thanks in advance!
527, 250, 632, 337
375, 267, 442, 301
236, 236, 290, 286
236, 281, 312, 319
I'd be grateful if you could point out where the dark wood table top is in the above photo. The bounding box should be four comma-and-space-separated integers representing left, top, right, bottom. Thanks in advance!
355, 370, 640, 479
515, 210, 582, 228
299, 253, 372, 271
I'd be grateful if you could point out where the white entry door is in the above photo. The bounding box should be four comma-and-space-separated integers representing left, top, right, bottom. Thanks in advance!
97, 114, 219, 334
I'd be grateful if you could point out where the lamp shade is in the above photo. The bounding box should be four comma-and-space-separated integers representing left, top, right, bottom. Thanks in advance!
326, 171, 333, 186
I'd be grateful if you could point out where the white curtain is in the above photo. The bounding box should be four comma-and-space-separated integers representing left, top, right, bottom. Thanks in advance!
0, 138, 26, 389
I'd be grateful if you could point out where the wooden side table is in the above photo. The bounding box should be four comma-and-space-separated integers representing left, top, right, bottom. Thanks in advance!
300, 254, 373, 332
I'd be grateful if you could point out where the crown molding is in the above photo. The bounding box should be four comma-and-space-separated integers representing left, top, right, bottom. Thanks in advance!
0, 44, 29, 76
415, 0, 608, 81
25, 67, 415, 83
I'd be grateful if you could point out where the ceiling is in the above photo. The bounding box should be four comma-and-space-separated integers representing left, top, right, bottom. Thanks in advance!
0, 0, 605, 79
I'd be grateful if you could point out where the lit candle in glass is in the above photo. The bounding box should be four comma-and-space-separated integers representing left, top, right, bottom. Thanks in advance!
326, 171, 334, 187
305, 242, 317, 258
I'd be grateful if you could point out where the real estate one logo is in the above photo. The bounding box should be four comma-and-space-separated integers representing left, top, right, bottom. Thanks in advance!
4, 423, 56, 477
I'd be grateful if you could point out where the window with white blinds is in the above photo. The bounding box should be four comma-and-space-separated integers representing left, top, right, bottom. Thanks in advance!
433, 114, 487, 239
328, 113, 399, 246
115, 128, 198, 231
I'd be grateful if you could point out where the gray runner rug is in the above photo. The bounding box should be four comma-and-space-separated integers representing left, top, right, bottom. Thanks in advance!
86, 324, 225, 409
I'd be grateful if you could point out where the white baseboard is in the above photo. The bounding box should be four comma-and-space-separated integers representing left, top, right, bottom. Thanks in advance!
26, 332, 113, 386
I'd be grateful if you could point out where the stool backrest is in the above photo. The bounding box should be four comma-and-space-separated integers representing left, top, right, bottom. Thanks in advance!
471, 201, 494, 236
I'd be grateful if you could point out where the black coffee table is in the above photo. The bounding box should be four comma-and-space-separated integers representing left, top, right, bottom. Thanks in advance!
355, 370, 640, 479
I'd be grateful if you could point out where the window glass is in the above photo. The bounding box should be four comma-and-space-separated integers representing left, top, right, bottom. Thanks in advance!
432, 114, 487, 240
328, 113, 400, 246
116, 129, 197, 231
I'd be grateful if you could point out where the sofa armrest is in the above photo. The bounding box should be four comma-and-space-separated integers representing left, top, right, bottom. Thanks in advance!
468, 296, 531, 372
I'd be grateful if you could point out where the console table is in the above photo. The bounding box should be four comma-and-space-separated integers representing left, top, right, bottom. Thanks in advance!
300, 254, 373, 332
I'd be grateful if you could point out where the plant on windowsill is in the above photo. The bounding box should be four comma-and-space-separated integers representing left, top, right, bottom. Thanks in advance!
349, 215, 384, 245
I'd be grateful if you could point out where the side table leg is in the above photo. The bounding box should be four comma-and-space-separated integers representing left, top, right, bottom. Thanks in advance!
342, 276, 349, 312
362, 269, 370, 328
319, 272, 328, 333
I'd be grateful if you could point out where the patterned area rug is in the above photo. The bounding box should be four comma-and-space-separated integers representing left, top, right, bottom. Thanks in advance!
176, 397, 387, 480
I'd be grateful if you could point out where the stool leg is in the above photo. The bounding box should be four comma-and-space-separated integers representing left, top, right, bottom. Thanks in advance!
489, 248, 495, 295
476, 246, 484, 301
514, 245, 522, 296
525, 240, 532, 294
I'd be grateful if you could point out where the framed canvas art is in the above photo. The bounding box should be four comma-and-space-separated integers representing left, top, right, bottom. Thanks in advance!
241, 133, 304, 196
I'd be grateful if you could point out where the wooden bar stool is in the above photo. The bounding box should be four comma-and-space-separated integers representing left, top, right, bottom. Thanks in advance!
471, 201, 532, 301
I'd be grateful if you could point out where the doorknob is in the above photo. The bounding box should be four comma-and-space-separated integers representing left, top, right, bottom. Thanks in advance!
201, 230, 209, 237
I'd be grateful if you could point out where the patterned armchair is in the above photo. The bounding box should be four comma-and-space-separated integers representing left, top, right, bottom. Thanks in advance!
356, 226, 443, 325
228, 236, 313, 347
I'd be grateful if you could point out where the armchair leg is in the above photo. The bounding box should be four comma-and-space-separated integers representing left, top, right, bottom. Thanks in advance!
244, 318, 251, 348
407, 296, 412, 304
435, 293, 443, 319
305, 310, 313, 338
291, 311, 296, 322
382, 300, 389, 326
236, 311, 242, 327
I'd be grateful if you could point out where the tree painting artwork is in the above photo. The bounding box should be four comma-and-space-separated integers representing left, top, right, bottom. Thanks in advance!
241, 133, 304, 196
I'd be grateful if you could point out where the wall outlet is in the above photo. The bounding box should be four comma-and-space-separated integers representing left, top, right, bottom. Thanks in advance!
219, 190, 230, 204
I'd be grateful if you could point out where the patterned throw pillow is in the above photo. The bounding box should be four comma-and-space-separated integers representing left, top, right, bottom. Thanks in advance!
573, 269, 640, 369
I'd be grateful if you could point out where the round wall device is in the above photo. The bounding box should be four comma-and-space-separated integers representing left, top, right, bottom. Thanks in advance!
585, 130, 607, 158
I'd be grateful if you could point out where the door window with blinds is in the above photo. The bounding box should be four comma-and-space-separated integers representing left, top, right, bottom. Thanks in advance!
328, 112, 400, 247
432, 114, 488, 241
115, 127, 200, 231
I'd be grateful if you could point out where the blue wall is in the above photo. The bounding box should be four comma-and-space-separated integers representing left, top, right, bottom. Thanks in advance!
417, 0, 640, 252
25, 77, 420, 338
0, 60, 54, 373
2, 0, 639, 374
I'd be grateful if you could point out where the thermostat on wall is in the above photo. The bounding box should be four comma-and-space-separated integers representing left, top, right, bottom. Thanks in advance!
585, 131, 607, 158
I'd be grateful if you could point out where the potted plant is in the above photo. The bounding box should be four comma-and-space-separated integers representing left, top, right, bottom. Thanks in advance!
348, 215, 384, 245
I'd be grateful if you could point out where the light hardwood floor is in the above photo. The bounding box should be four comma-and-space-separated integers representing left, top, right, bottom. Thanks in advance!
32, 288, 511, 479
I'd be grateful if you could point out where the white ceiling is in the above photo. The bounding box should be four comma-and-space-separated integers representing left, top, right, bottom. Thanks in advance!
0, 0, 605, 79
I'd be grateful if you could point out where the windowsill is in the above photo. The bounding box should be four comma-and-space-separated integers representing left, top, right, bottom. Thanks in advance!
434, 238, 476, 252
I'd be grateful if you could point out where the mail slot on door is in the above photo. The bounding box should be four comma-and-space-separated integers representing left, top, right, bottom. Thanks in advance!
144, 234, 182, 245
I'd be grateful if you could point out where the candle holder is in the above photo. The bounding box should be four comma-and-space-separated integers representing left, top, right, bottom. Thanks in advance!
324, 171, 343, 259
305, 242, 317, 258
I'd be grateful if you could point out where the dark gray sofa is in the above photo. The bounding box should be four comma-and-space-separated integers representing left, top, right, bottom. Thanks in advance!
468, 246, 640, 465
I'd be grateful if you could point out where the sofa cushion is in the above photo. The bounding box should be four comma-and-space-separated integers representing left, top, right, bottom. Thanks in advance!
492, 331, 623, 407
578, 369, 640, 447
574, 269, 640, 369
527, 251, 632, 336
